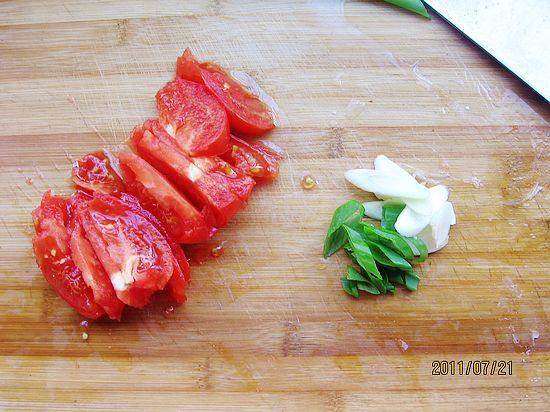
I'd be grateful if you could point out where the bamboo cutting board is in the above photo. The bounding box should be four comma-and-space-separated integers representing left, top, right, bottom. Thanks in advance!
0, 1, 548, 410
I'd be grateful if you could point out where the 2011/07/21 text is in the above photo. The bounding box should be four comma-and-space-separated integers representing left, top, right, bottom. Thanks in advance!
432, 360, 512, 376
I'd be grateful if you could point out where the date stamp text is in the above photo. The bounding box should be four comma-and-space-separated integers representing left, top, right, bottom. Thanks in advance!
432, 360, 513, 376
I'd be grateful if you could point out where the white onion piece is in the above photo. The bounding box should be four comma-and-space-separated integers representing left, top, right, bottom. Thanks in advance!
416, 225, 449, 254
344, 155, 456, 254
414, 202, 455, 253
374, 155, 417, 182
431, 203, 453, 247
395, 206, 431, 237
363, 201, 385, 220
345, 169, 429, 200
403, 184, 449, 215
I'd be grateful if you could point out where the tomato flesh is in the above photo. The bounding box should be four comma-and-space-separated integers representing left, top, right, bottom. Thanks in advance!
67, 192, 125, 320
221, 136, 282, 182
130, 120, 243, 228
176, 48, 203, 84
176, 48, 203, 83
175, 49, 275, 136
191, 155, 255, 202
156, 79, 229, 157
32, 191, 105, 319
72, 150, 125, 194
111, 192, 190, 305
118, 151, 213, 244
200, 65, 275, 136
77, 192, 175, 308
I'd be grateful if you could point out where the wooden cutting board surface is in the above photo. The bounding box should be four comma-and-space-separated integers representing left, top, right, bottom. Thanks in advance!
0, 1, 548, 410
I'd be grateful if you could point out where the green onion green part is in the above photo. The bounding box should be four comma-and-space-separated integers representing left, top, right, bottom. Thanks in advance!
383, 0, 430, 19
324, 199, 429, 298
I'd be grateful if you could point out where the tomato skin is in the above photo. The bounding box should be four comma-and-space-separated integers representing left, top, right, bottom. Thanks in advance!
176, 48, 203, 84
67, 193, 125, 320
72, 150, 125, 194
78, 192, 176, 308
118, 151, 213, 244
130, 120, 243, 228
221, 136, 282, 183
200, 64, 275, 136
32, 191, 105, 319
156, 79, 230, 157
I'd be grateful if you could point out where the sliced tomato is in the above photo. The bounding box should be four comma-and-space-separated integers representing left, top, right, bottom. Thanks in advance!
72, 150, 125, 194
67, 193, 125, 320
176, 48, 203, 84
200, 64, 275, 136
175, 48, 205, 84
165, 250, 189, 305
156, 79, 229, 157
130, 120, 243, 227
78, 192, 175, 308
175, 49, 275, 136
221, 136, 282, 183
118, 151, 213, 244
191, 155, 255, 202
32, 191, 104, 319
111, 191, 190, 305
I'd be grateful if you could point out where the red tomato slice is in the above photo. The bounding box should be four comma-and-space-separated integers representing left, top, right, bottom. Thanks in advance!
130, 120, 243, 228
78, 192, 175, 308
176, 48, 203, 84
67, 193, 125, 320
118, 152, 213, 244
72, 150, 125, 194
111, 191, 190, 305
156, 79, 229, 157
200, 64, 275, 136
175, 49, 275, 136
191, 155, 255, 202
221, 136, 282, 183
165, 249, 190, 305
32, 191, 104, 319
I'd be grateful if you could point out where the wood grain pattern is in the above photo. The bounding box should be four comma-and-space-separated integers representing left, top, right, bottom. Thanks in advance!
0, 0, 548, 410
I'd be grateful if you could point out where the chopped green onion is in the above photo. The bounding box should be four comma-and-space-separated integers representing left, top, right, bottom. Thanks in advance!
383, 0, 430, 19
323, 200, 364, 258
341, 277, 360, 298
323, 200, 428, 298
343, 226, 381, 279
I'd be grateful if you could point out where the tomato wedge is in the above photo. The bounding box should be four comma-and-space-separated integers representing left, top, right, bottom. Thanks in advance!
176, 48, 203, 84
156, 79, 229, 157
112, 192, 190, 305
200, 65, 275, 136
130, 120, 243, 227
165, 251, 189, 304
175, 49, 275, 136
191, 155, 255, 202
221, 136, 282, 183
77, 192, 175, 308
67, 192, 125, 320
118, 152, 213, 244
32, 191, 104, 319
72, 150, 125, 194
